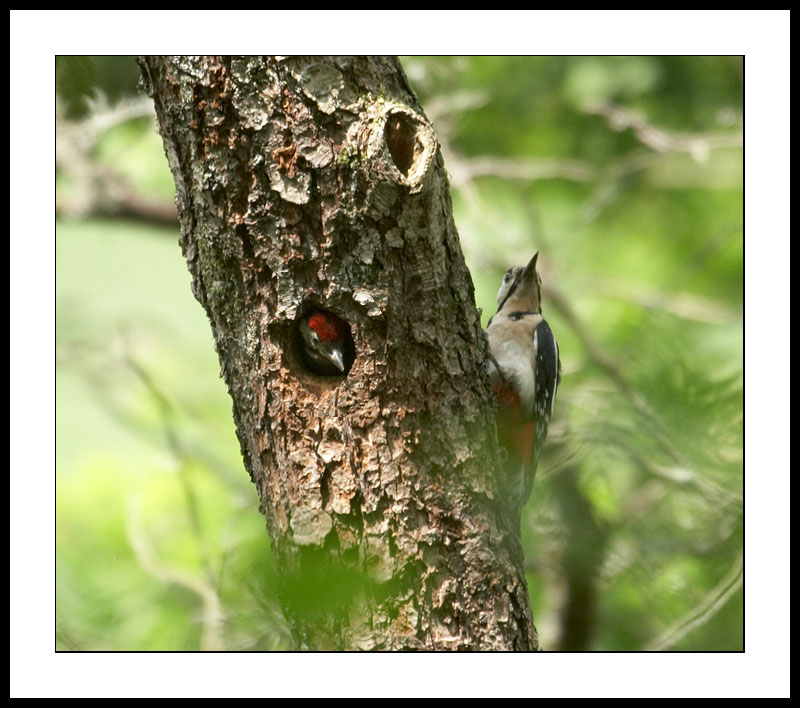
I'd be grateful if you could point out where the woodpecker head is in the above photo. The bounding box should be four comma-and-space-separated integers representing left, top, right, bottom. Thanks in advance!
298, 309, 351, 376
496, 252, 543, 313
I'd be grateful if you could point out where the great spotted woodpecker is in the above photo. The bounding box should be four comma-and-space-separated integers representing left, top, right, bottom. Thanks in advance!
298, 309, 353, 377
486, 252, 561, 514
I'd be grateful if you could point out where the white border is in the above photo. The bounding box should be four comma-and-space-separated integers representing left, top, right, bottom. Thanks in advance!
13, 10, 789, 698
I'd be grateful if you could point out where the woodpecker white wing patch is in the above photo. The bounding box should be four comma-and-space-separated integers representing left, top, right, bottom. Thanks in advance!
532, 326, 543, 417
532, 319, 560, 421
550, 336, 559, 417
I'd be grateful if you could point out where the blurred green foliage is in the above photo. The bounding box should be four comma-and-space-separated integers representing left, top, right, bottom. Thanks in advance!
56, 56, 742, 651
56, 56, 143, 119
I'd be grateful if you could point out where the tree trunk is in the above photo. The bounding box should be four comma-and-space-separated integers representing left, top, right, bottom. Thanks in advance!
140, 55, 537, 651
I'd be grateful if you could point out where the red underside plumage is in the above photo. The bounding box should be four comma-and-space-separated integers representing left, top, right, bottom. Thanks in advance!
492, 380, 535, 467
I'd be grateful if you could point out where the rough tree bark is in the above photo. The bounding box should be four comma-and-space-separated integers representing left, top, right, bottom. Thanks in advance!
139, 55, 537, 651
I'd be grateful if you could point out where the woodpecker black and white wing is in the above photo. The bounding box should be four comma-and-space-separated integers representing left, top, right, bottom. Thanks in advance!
532, 319, 560, 423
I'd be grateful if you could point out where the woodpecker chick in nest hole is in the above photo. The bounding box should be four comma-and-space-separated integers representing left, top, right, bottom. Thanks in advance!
297, 309, 354, 377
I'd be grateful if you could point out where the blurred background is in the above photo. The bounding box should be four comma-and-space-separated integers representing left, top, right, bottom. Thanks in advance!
55, 55, 743, 651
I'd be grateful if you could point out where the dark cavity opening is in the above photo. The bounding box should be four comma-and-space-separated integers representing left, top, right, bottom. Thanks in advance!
384, 111, 418, 177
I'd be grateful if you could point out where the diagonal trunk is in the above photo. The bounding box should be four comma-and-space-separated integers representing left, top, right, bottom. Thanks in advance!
140, 55, 537, 650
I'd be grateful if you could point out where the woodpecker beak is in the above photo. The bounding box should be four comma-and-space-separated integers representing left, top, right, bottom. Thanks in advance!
327, 344, 345, 372
521, 252, 539, 287
524, 252, 539, 276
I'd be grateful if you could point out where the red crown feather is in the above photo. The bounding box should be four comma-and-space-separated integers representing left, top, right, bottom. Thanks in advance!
307, 311, 344, 342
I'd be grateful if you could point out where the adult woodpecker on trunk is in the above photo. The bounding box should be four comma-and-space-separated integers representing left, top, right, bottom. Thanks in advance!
486, 252, 561, 516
